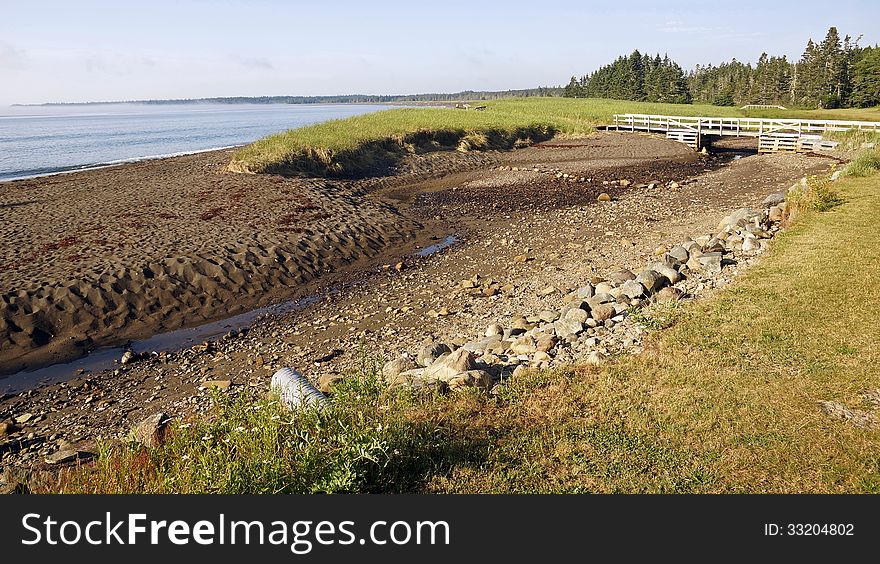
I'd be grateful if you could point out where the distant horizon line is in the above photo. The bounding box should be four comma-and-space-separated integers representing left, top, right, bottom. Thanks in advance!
10, 87, 564, 107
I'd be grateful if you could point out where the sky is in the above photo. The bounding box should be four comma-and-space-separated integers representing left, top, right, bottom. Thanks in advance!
1, 0, 878, 105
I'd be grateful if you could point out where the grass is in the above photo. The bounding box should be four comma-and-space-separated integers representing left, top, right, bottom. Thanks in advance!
39, 163, 880, 494
230, 97, 880, 177
844, 149, 880, 177
36, 365, 474, 494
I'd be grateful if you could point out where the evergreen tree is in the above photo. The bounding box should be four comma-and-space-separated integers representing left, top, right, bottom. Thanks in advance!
851, 46, 880, 107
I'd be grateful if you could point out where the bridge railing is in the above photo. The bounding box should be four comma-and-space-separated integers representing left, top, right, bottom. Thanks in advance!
612, 114, 880, 136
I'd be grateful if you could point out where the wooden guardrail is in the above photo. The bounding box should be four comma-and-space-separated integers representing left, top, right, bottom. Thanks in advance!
612, 114, 880, 153
612, 114, 880, 137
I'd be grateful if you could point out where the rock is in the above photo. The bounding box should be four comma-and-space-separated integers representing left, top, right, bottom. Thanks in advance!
45, 449, 94, 465
121, 350, 137, 365
655, 287, 684, 303
597, 192, 612, 202
667, 246, 690, 266
702, 238, 726, 253
0, 421, 17, 437
418, 343, 451, 367
447, 370, 492, 391
564, 308, 589, 324
830, 170, 843, 181
619, 179, 631, 187
532, 351, 552, 364
537, 286, 558, 297
682, 239, 701, 254
576, 285, 595, 299
768, 205, 784, 222
595, 282, 615, 294
132, 413, 170, 448
13, 413, 34, 425
589, 292, 614, 306
590, 303, 615, 322
536, 336, 557, 353
511, 336, 537, 355
718, 208, 756, 231
553, 318, 584, 339
621, 279, 646, 299
318, 374, 344, 394
695, 252, 723, 274
646, 262, 681, 285
510, 316, 531, 330
585, 351, 606, 366
742, 237, 760, 252
200, 380, 231, 390
383, 356, 417, 381
388, 368, 425, 386
607, 269, 636, 285
485, 324, 503, 337
762, 192, 785, 207
424, 349, 479, 381
635, 269, 665, 294
538, 310, 560, 323
668, 181, 680, 189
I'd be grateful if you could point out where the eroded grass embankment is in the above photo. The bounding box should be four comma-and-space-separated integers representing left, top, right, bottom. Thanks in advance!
228, 98, 880, 178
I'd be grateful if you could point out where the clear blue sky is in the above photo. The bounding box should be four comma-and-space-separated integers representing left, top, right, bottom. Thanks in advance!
1, 0, 877, 105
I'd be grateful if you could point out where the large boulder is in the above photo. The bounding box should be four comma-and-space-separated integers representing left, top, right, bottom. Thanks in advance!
718, 208, 757, 231
607, 269, 636, 285
590, 303, 615, 322
667, 246, 690, 266
417, 343, 451, 367
510, 335, 538, 354
635, 269, 665, 294
646, 262, 681, 285
762, 192, 785, 208
554, 318, 584, 339
383, 356, 417, 382
132, 413, 170, 448
424, 349, 478, 381
447, 370, 492, 391
620, 279, 646, 299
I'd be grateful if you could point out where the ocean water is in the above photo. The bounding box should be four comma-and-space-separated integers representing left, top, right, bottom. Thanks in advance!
0, 103, 392, 182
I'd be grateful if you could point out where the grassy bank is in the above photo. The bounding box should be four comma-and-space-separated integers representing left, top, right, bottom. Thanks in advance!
229, 98, 880, 177
39, 151, 880, 493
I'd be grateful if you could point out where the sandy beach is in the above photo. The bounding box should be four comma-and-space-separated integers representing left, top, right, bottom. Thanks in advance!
0, 148, 422, 374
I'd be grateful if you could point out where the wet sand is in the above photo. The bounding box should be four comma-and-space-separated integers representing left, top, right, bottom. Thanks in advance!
0, 149, 423, 374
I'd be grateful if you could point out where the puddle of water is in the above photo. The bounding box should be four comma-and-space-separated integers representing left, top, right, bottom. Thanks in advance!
1, 235, 463, 395
415, 235, 458, 257
0, 294, 320, 395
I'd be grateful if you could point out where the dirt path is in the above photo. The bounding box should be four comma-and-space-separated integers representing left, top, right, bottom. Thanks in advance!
0, 132, 836, 473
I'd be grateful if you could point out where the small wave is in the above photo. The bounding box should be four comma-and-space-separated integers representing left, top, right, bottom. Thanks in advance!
0, 145, 243, 182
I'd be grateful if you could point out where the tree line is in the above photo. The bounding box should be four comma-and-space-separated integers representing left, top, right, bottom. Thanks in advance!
26, 88, 563, 107
564, 27, 880, 109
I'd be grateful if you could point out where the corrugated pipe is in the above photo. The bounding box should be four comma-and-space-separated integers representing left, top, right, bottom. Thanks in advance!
271, 367, 330, 411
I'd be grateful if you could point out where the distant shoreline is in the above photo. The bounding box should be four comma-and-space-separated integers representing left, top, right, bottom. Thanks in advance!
10, 88, 562, 107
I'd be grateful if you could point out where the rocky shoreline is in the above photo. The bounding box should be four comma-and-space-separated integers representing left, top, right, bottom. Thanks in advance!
380, 192, 789, 393
0, 134, 837, 485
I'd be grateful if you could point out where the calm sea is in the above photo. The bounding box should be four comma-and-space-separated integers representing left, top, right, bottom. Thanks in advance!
0, 103, 392, 182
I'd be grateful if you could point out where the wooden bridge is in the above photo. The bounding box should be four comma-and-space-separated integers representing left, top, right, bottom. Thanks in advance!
612, 113, 880, 153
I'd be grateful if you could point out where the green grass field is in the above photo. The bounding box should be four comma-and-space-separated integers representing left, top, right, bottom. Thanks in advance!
229, 97, 880, 176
